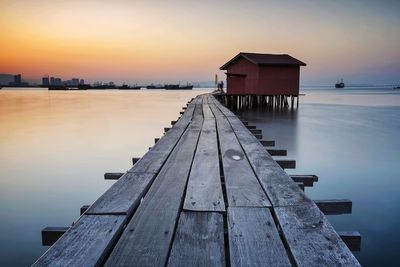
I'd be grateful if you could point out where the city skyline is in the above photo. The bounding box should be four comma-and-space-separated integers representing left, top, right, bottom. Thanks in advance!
1, 0, 399, 85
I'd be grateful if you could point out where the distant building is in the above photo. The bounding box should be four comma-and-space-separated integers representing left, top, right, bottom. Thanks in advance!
50, 77, 55, 85
79, 79, 84, 85
220, 52, 306, 96
71, 78, 79, 87
54, 78, 62, 86
42, 76, 50, 86
14, 74, 21, 85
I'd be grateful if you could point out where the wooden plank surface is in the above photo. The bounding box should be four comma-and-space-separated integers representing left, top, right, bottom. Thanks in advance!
127, 103, 195, 174
33, 215, 126, 267
211, 98, 310, 207
275, 203, 361, 266
86, 172, 155, 214
210, 104, 270, 207
183, 115, 225, 211
228, 207, 291, 267
167, 212, 225, 267
104, 104, 204, 267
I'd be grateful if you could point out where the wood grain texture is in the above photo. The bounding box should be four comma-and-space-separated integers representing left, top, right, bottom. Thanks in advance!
275, 203, 361, 266
228, 207, 291, 267
127, 104, 195, 174
33, 215, 126, 267
104, 104, 204, 267
210, 104, 270, 207
167, 212, 225, 267
86, 172, 155, 214
214, 104, 310, 207
183, 116, 225, 212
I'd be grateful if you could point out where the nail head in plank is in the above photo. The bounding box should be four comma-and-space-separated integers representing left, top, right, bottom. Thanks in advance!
167, 212, 225, 267
34, 215, 126, 267
228, 207, 291, 267
275, 203, 361, 266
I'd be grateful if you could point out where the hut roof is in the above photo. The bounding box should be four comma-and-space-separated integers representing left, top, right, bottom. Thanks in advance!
220, 52, 306, 70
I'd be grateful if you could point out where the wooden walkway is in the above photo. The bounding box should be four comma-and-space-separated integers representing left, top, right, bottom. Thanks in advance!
34, 94, 361, 266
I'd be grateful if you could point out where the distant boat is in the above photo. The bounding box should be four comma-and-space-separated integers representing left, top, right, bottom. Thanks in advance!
335, 79, 345, 88
48, 85, 69, 90
393, 86, 400, 89
165, 83, 193, 90
118, 84, 141, 90
146, 84, 164, 89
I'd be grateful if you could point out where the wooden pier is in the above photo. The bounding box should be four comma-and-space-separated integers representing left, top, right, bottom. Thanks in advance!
34, 94, 361, 266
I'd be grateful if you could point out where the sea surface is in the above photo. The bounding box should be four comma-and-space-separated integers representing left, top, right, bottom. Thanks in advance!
0, 87, 399, 266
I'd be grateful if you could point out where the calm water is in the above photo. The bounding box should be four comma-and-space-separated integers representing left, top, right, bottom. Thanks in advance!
236, 87, 400, 267
1, 87, 399, 266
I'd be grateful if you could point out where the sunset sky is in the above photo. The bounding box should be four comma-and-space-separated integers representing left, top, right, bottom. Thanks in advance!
0, 0, 399, 85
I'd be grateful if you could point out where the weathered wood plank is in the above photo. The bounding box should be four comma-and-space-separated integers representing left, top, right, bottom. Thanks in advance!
104, 172, 124, 180
167, 212, 225, 267
86, 172, 156, 215
210, 104, 270, 207
228, 207, 291, 267
183, 116, 225, 212
275, 203, 361, 266
127, 104, 195, 174
314, 199, 352, 215
33, 215, 126, 267
338, 231, 361, 251
41, 227, 70, 246
290, 175, 318, 186
104, 105, 204, 267
276, 160, 296, 169
212, 104, 310, 207
267, 149, 287, 156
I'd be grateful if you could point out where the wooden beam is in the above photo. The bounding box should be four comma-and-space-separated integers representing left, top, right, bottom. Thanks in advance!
80, 205, 90, 215
180, 111, 184, 115
276, 160, 296, 169
246, 125, 256, 130
164, 127, 170, 133
155, 138, 160, 144
260, 140, 275, 147
241, 120, 248, 125
132, 157, 140, 165
171, 120, 176, 126
338, 231, 361, 251
104, 172, 124, 180
297, 182, 304, 191
290, 175, 318, 186
267, 149, 287, 156
314, 199, 352, 215
41, 227, 70, 246
253, 133, 263, 139
250, 129, 262, 135
182, 107, 187, 110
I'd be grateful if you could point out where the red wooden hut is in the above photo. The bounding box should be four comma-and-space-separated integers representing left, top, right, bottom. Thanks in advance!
220, 52, 306, 96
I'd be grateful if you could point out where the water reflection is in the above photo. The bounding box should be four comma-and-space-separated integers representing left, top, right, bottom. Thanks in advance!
235, 90, 400, 267
0, 89, 206, 266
